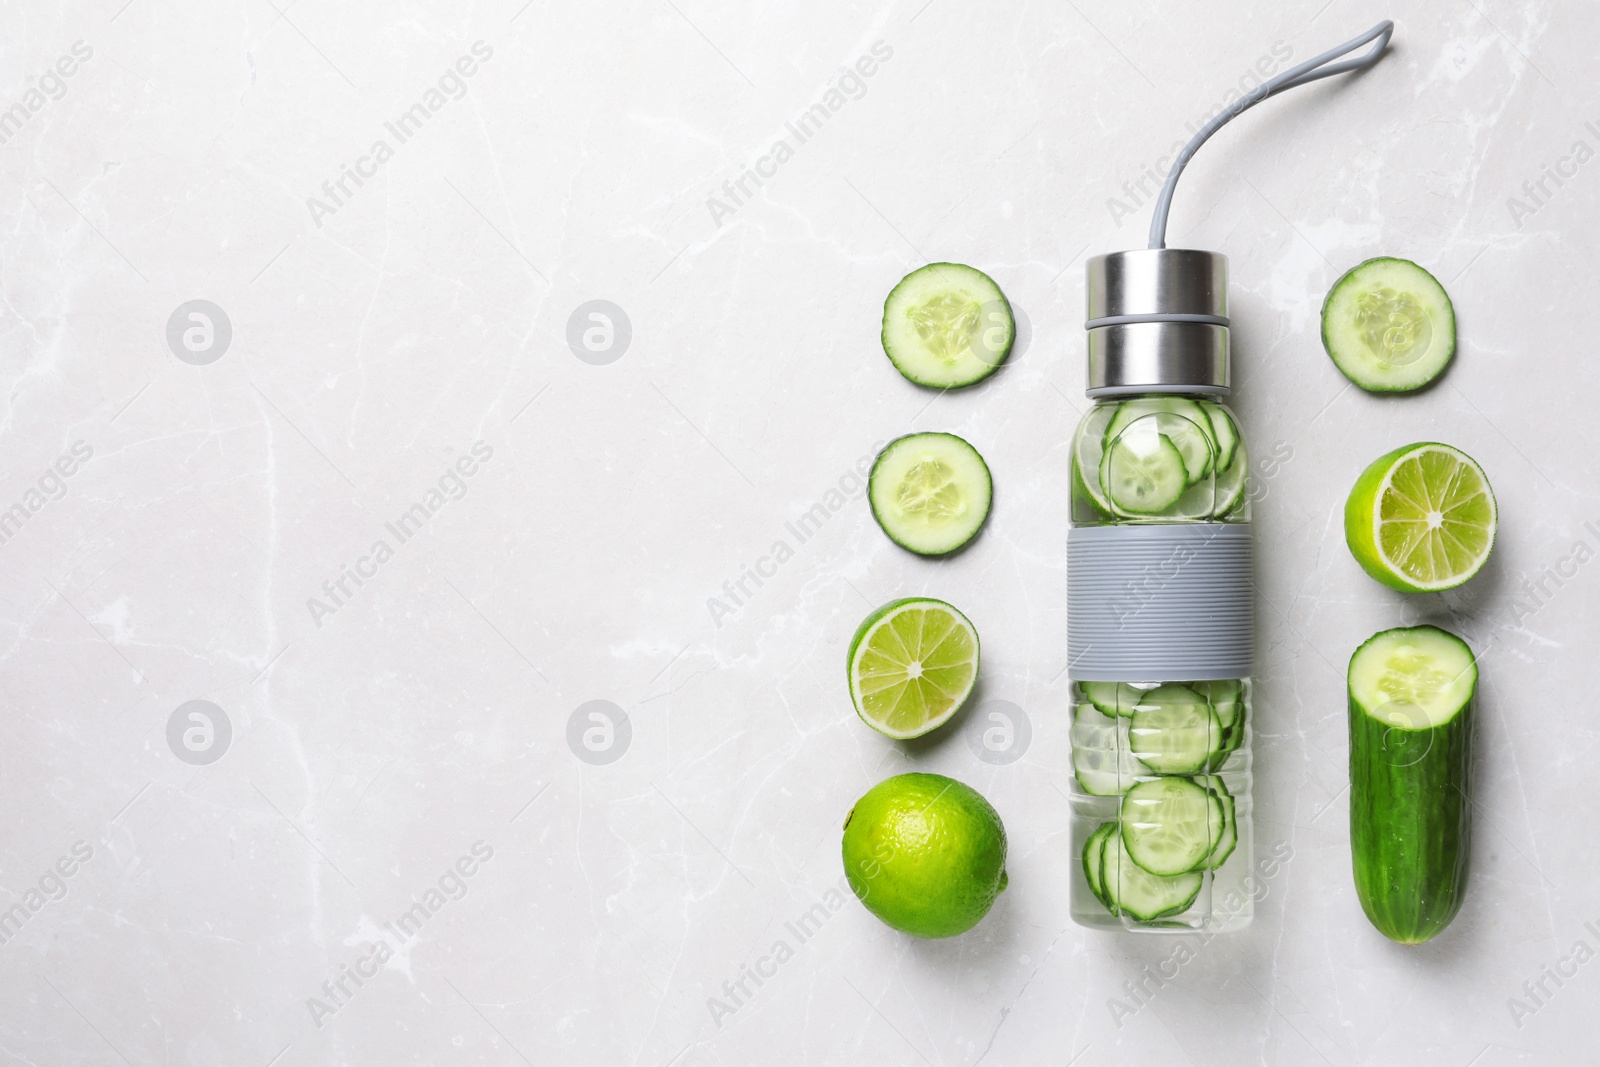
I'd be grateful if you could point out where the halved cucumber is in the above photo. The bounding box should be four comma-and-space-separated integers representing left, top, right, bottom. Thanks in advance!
1103, 829, 1203, 921
1128, 684, 1221, 775
1322, 258, 1456, 392
868, 432, 992, 555
882, 263, 1013, 388
1106, 399, 1215, 484
1100, 427, 1188, 516
1119, 776, 1216, 876
1071, 703, 1142, 796
1349, 625, 1477, 943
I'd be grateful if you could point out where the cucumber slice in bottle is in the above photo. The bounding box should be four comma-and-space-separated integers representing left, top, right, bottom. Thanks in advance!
1105, 399, 1215, 484
1071, 402, 1118, 517
1079, 680, 1144, 717
1191, 679, 1242, 730
1321, 257, 1456, 392
881, 263, 1014, 388
1071, 703, 1141, 796
1119, 776, 1216, 875
868, 432, 993, 555
1209, 450, 1249, 517
1201, 783, 1238, 869
1082, 822, 1116, 910
1103, 826, 1203, 920
1200, 401, 1239, 472
1128, 684, 1221, 775
1100, 427, 1188, 516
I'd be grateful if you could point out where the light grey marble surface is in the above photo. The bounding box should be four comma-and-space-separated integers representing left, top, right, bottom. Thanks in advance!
2, 1, 1596, 1064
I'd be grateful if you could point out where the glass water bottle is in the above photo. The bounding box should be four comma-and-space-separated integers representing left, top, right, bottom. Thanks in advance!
1067, 250, 1254, 932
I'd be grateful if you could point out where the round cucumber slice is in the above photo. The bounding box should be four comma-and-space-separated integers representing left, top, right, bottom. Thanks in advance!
1082, 822, 1116, 910
1071, 402, 1118, 517
1200, 401, 1239, 472
1202, 785, 1238, 869
1103, 825, 1203, 919
868, 432, 992, 556
1128, 684, 1221, 775
1119, 776, 1216, 876
1100, 426, 1187, 516
1079, 680, 1146, 717
1209, 450, 1249, 517
881, 263, 1013, 388
1191, 679, 1243, 730
1071, 703, 1142, 796
1322, 257, 1456, 392
1106, 399, 1215, 484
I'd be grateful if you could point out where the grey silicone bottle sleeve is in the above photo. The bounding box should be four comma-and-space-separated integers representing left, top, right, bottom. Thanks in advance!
1067, 523, 1253, 682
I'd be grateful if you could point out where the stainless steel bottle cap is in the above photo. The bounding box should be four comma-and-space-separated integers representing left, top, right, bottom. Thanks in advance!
1085, 249, 1230, 396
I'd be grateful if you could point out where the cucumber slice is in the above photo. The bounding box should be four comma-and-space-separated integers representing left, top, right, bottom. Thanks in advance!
868, 432, 992, 556
1196, 681, 1241, 764
1103, 828, 1203, 920
1079, 680, 1143, 717
1071, 402, 1118, 517
1220, 703, 1247, 759
1082, 822, 1116, 910
882, 263, 1013, 388
1100, 427, 1188, 516
1119, 776, 1216, 876
1321, 258, 1456, 393
1106, 399, 1215, 484
1200, 401, 1239, 472
1191, 680, 1242, 730
1071, 703, 1141, 796
1209, 451, 1249, 516
1128, 684, 1221, 775
1199, 779, 1238, 870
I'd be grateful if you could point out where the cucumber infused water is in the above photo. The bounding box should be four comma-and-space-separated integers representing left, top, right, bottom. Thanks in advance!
1064, 19, 1394, 932
1066, 252, 1257, 933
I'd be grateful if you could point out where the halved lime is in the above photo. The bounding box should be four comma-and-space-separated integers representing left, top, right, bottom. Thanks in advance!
847, 598, 980, 739
1344, 442, 1497, 592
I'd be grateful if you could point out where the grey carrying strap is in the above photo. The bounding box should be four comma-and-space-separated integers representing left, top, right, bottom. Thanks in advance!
1147, 20, 1395, 250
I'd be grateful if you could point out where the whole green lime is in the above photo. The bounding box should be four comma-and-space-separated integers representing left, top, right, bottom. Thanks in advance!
841, 772, 1008, 938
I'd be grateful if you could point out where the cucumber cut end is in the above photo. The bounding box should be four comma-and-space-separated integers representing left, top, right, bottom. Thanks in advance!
1349, 625, 1477, 730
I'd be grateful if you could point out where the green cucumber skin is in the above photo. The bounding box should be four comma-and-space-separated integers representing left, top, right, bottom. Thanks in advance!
1348, 688, 1474, 944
